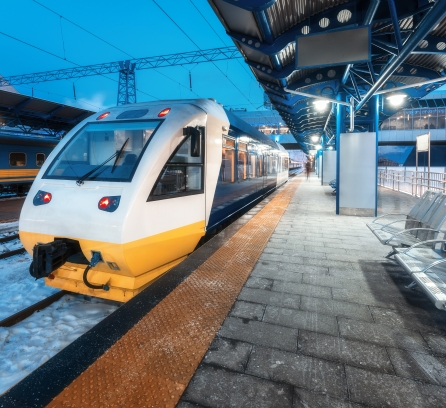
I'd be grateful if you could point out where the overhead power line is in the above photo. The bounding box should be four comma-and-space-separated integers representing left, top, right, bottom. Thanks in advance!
152, 0, 257, 109
32, 0, 202, 97
0, 30, 158, 100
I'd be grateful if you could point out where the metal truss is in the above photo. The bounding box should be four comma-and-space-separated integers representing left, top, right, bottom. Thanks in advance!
211, 0, 446, 151
0, 46, 241, 87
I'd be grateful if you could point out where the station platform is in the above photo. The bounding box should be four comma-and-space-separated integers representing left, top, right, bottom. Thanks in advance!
2, 174, 446, 408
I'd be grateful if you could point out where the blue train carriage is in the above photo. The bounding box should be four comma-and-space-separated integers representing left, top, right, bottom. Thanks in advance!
19, 99, 289, 302
0, 133, 58, 194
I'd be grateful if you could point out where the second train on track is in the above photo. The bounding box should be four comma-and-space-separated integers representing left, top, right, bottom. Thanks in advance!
19, 99, 289, 302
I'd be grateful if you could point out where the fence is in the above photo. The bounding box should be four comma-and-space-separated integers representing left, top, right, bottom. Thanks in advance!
378, 167, 446, 197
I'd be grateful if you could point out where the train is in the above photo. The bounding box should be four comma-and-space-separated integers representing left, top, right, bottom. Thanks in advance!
0, 133, 57, 195
19, 99, 290, 302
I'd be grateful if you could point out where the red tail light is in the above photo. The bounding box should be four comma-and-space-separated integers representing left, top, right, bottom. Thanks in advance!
97, 112, 110, 120
158, 108, 171, 117
33, 190, 52, 206
98, 196, 120, 212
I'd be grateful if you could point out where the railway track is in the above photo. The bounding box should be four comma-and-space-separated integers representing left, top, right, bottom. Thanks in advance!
0, 233, 25, 259
0, 291, 67, 327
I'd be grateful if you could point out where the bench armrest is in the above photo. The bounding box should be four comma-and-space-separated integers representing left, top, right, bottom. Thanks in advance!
400, 239, 446, 254
422, 258, 446, 274
384, 227, 440, 245
372, 213, 408, 224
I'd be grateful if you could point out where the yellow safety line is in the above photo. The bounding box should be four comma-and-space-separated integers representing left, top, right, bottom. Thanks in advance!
48, 177, 302, 408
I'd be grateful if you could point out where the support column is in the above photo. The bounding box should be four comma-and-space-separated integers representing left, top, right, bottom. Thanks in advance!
335, 93, 346, 214
370, 94, 380, 216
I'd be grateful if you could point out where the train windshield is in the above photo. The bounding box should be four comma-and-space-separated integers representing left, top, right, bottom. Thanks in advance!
43, 120, 161, 182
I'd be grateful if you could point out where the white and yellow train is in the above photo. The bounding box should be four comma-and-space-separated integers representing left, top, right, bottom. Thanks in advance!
19, 99, 289, 302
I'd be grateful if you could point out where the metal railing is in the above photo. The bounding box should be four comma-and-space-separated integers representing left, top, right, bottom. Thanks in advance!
378, 168, 446, 196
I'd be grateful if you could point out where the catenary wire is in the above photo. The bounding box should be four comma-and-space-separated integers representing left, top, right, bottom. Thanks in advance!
152, 0, 257, 109
32, 0, 202, 98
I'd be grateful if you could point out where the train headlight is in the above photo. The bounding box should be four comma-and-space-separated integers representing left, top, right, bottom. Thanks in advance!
98, 196, 121, 212
33, 190, 52, 206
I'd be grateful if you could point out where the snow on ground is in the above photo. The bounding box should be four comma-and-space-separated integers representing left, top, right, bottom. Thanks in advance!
0, 227, 120, 395
0, 294, 119, 394
0, 252, 60, 320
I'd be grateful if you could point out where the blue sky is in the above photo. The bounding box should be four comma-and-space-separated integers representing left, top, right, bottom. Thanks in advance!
1, 0, 264, 112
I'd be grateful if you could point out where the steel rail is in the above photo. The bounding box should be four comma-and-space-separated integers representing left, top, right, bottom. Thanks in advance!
0, 291, 67, 327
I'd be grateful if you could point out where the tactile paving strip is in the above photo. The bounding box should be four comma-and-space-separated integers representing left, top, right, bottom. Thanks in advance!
47, 177, 302, 408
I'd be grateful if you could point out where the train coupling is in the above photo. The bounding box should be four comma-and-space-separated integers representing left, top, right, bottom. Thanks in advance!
30, 238, 87, 279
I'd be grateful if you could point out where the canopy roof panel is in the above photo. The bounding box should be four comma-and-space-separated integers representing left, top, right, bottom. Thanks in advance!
0, 89, 94, 136
209, 0, 446, 151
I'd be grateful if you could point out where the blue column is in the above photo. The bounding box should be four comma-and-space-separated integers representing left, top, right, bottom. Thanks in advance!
335, 93, 346, 215
321, 134, 325, 186
369, 94, 380, 216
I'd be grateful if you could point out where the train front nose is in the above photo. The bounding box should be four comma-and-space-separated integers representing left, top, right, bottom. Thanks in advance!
20, 183, 124, 264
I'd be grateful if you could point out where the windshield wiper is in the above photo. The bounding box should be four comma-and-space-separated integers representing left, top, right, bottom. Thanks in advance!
111, 138, 129, 174
76, 138, 129, 186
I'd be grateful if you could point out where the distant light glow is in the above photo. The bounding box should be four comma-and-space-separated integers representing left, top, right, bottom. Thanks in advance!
386, 93, 407, 106
311, 135, 320, 142
315, 144, 322, 150
313, 99, 330, 111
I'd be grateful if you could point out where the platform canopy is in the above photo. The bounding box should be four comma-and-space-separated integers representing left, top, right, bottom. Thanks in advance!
209, 0, 446, 151
0, 89, 95, 137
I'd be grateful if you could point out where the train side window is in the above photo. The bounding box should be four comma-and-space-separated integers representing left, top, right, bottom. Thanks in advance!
238, 151, 247, 181
10, 152, 26, 167
36, 153, 45, 167
148, 127, 204, 200
221, 136, 235, 183
282, 157, 289, 171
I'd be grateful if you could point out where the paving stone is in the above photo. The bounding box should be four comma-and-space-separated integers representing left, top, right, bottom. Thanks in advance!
218, 316, 298, 352
328, 268, 384, 280
293, 388, 363, 408
177, 401, 204, 408
300, 296, 373, 322
263, 306, 339, 336
423, 333, 446, 357
298, 330, 394, 373
346, 365, 446, 408
386, 347, 446, 386
203, 338, 252, 373
272, 281, 332, 299
246, 346, 348, 399
303, 258, 353, 269
245, 276, 273, 290
303, 245, 348, 255
237, 287, 301, 310
263, 247, 284, 255
338, 317, 429, 352
369, 306, 446, 335
332, 287, 403, 308
302, 274, 371, 289
259, 253, 300, 263
230, 300, 265, 321
251, 267, 303, 283
183, 365, 293, 408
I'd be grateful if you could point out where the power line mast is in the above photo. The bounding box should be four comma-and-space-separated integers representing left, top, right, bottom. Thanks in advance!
0, 46, 241, 104
117, 60, 136, 105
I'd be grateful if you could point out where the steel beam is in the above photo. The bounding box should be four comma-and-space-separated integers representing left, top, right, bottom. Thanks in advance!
342, 0, 381, 84
355, 0, 446, 111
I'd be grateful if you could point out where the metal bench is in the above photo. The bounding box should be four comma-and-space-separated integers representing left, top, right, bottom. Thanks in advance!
367, 192, 446, 258
367, 190, 438, 230
395, 239, 446, 310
